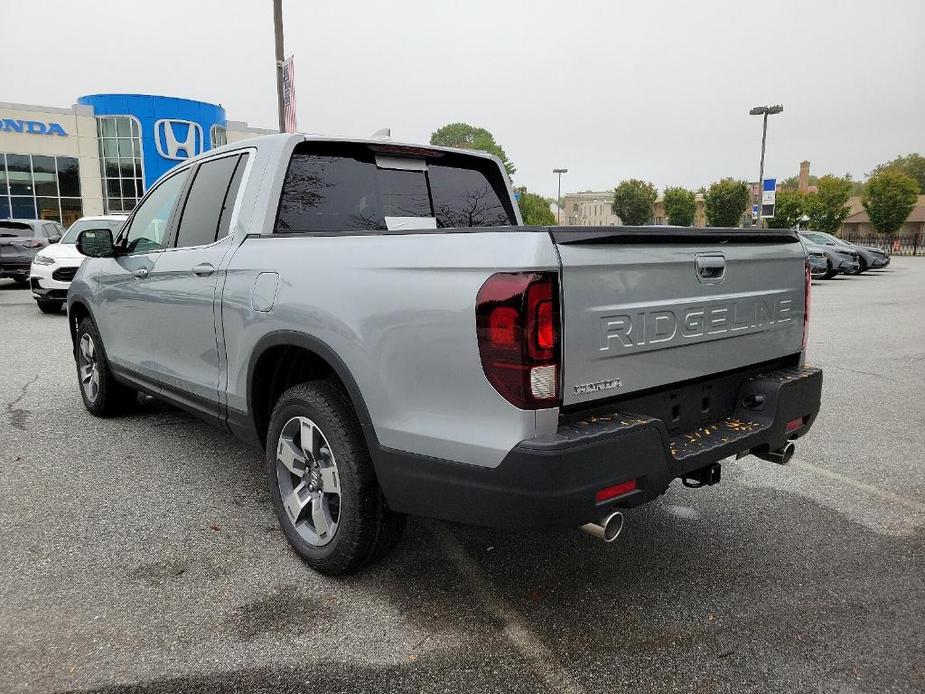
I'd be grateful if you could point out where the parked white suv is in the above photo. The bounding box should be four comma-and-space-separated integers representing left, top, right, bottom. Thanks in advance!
30, 215, 126, 313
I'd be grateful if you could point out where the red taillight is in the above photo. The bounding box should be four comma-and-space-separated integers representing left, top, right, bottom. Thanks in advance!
596, 479, 637, 503
476, 272, 561, 409
802, 260, 811, 351
785, 417, 804, 433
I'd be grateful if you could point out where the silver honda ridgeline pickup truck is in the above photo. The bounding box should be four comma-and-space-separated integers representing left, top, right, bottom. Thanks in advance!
68, 134, 822, 574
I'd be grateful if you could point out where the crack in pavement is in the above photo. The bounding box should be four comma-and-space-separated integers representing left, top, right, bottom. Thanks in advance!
5, 374, 39, 430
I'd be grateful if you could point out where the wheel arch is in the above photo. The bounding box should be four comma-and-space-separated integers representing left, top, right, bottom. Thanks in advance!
67, 300, 93, 353
245, 331, 379, 456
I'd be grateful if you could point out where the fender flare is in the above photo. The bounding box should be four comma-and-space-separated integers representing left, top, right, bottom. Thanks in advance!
245, 330, 380, 453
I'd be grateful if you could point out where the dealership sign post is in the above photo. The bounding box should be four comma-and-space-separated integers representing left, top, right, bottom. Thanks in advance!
761, 178, 776, 218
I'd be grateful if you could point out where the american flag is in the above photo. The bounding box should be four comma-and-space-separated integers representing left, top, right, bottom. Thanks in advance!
281, 56, 297, 133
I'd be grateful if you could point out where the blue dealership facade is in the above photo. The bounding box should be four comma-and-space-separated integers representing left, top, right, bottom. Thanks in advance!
0, 93, 272, 224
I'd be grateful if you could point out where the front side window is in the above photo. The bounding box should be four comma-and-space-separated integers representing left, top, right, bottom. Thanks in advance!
61, 219, 126, 244
174, 154, 245, 248
122, 170, 189, 254
276, 144, 515, 233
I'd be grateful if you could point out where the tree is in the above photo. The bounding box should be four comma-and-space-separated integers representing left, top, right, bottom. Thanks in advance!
516, 188, 556, 226
804, 175, 852, 233
868, 153, 925, 193
429, 123, 516, 177
611, 179, 657, 225
703, 178, 749, 227
766, 189, 805, 229
662, 187, 696, 226
863, 171, 920, 236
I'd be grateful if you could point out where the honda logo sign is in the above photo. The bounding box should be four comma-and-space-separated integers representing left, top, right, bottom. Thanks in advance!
154, 119, 203, 161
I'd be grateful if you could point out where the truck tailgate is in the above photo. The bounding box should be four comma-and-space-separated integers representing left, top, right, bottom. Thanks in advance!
554, 228, 807, 407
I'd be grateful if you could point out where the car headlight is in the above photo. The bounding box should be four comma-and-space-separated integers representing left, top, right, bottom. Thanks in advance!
32, 255, 55, 266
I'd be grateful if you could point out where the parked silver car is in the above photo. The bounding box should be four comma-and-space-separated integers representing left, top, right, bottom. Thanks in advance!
67, 134, 822, 574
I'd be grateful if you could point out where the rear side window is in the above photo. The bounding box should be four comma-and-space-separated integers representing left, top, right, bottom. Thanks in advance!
276, 144, 515, 233
429, 165, 512, 228
175, 153, 247, 248
0, 223, 35, 238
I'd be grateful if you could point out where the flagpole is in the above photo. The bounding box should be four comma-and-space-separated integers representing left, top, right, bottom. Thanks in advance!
273, 0, 286, 132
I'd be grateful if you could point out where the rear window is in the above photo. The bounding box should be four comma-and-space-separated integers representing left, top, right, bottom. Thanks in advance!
0, 223, 34, 238
276, 143, 515, 233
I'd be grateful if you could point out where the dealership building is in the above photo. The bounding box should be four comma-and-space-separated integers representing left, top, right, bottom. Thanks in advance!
0, 94, 274, 225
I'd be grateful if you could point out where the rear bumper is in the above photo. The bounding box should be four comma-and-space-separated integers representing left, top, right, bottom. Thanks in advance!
375, 366, 823, 530
0, 262, 31, 279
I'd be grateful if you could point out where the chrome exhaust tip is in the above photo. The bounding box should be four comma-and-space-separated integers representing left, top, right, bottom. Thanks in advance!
580, 511, 624, 543
752, 442, 795, 465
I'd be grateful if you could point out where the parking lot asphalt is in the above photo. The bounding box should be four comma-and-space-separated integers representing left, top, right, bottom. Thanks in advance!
1, 260, 923, 694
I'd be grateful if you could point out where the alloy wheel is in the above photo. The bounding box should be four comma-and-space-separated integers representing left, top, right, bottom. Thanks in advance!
78, 333, 100, 403
275, 416, 342, 546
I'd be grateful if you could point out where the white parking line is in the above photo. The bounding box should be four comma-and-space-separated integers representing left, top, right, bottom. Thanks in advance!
427, 521, 587, 694
792, 461, 925, 515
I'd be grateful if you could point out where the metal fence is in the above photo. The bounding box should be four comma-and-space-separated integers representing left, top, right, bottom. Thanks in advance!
841, 232, 924, 256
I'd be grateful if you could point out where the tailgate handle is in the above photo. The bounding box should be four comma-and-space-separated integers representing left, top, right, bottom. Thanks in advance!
695, 254, 725, 283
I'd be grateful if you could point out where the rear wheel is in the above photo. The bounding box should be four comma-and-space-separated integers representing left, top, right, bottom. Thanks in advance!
75, 317, 137, 416
37, 299, 64, 314
265, 380, 405, 575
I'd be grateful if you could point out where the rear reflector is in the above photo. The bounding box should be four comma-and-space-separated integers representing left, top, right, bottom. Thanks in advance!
785, 417, 804, 433
595, 479, 637, 503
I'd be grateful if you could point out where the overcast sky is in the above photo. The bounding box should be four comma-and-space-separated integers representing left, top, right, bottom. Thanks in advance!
3, 0, 923, 197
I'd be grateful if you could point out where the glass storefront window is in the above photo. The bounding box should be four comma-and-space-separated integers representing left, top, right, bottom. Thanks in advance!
96, 116, 144, 214
10, 196, 36, 218
6, 155, 32, 196
0, 153, 83, 223
32, 156, 58, 196
211, 124, 227, 149
57, 157, 80, 197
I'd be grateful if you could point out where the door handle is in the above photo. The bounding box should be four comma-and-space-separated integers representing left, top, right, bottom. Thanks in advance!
192, 263, 215, 277
133, 268, 149, 279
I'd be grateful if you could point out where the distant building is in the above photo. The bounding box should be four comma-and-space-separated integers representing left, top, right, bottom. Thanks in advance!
841, 194, 925, 240
561, 191, 621, 226
652, 192, 707, 228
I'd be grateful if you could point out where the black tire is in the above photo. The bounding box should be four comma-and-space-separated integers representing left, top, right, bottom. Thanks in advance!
857, 258, 868, 274
823, 261, 838, 280
12, 277, 29, 287
75, 316, 137, 417
37, 299, 64, 314
265, 380, 405, 575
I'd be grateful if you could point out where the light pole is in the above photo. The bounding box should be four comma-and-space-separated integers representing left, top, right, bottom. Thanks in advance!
273, 0, 286, 132
553, 168, 567, 224
749, 104, 783, 226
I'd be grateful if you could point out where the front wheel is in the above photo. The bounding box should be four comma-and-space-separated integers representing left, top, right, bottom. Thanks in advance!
823, 261, 838, 280
265, 381, 405, 575
37, 299, 64, 314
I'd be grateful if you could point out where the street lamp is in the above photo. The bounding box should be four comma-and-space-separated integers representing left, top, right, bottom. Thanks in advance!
749, 104, 783, 226
553, 168, 568, 224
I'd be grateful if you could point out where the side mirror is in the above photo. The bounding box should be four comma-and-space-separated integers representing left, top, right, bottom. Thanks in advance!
77, 228, 116, 258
